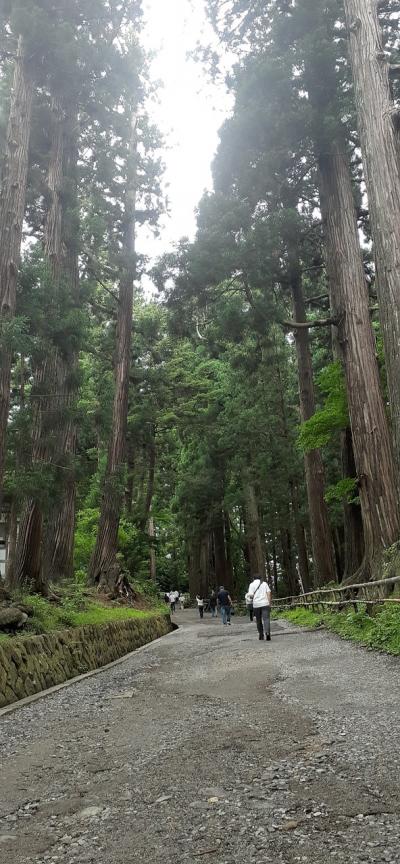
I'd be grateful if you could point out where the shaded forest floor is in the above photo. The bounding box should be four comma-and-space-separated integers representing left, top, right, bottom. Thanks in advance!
0, 610, 399, 864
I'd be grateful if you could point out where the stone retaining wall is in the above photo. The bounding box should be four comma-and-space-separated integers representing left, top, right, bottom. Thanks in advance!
0, 614, 172, 708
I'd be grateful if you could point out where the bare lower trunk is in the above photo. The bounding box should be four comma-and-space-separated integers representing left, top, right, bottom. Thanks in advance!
344, 0, 400, 477
291, 481, 311, 593
125, 440, 135, 515
4, 498, 18, 590
280, 521, 298, 596
271, 535, 279, 594
15, 99, 65, 593
224, 510, 234, 590
290, 261, 336, 587
199, 532, 211, 597
89, 113, 137, 593
243, 475, 265, 578
318, 146, 400, 578
148, 515, 156, 582
333, 527, 345, 582
14, 501, 47, 594
140, 428, 156, 531
44, 465, 76, 584
341, 428, 364, 581
0, 36, 33, 499
188, 537, 201, 597
214, 510, 233, 590
44, 120, 80, 584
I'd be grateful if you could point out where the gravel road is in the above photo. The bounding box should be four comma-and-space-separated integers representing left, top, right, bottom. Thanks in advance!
0, 611, 399, 864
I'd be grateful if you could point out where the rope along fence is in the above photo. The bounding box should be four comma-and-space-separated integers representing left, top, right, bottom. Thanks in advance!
274, 575, 400, 613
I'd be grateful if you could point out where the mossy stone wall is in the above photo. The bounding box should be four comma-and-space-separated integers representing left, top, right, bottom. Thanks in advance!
0, 614, 172, 708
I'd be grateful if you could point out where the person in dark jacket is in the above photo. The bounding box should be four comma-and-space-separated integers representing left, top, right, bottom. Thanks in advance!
217, 585, 232, 626
209, 590, 217, 618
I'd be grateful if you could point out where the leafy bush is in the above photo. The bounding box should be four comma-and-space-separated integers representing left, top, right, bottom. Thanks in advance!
275, 603, 400, 655
74, 508, 100, 572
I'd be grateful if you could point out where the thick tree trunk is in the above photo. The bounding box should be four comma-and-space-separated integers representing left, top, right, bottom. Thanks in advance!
4, 498, 18, 590
290, 261, 336, 587
271, 534, 279, 594
148, 515, 156, 582
318, 146, 400, 577
333, 526, 345, 582
213, 510, 231, 589
140, 428, 156, 531
341, 428, 364, 581
188, 537, 201, 598
44, 119, 80, 584
241, 512, 251, 584
125, 440, 135, 515
344, 0, 400, 475
291, 480, 311, 593
45, 475, 76, 584
280, 521, 298, 596
0, 36, 33, 499
199, 532, 211, 597
89, 113, 137, 593
15, 98, 65, 593
224, 510, 234, 590
243, 475, 265, 578
14, 500, 46, 595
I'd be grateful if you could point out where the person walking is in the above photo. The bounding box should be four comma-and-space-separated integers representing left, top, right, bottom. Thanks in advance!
209, 590, 217, 618
247, 575, 272, 641
169, 591, 177, 614
217, 585, 232, 626
179, 593, 185, 611
245, 589, 254, 622
196, 594, 205, 619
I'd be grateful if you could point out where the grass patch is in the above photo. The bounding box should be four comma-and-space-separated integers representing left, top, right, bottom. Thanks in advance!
0, 590, 168, 644
72, 603, 166, 628
274, 603, 400, 655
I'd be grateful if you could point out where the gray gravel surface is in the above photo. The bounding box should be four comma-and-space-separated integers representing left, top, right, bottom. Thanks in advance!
0, 611, 399, 863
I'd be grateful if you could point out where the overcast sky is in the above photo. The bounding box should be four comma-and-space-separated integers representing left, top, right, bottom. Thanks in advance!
140, 0, 232, 269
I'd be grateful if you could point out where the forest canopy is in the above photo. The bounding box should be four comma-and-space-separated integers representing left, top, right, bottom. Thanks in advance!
1, 0, 400, 603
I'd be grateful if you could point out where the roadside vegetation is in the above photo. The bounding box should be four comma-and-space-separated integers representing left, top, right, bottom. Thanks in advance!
275, 604, 400, 656
0, 585, 168, 645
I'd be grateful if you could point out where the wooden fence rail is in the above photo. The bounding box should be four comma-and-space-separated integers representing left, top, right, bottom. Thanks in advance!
274, 575, 400, 612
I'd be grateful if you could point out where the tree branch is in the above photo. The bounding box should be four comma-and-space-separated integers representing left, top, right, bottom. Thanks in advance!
282, 316, 338, 330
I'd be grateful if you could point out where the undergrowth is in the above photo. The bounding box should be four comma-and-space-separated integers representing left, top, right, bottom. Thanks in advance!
274, 604, 400, 655
1, 588, 168, 643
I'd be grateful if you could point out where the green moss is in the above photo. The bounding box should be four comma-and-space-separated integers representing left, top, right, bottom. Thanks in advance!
0, 592, 169, 644
71, 603, 167, 627
274, 603, 400, 655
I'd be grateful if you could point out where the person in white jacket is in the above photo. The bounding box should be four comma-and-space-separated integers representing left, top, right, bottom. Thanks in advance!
247, 575, 272, 641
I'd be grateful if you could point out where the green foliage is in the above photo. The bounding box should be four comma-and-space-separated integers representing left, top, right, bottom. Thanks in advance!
325, 477, 359, 505
1, 592, 166, 641
276, 604, 400, 655
74, 509, 100, 573
298, 362, 348, 451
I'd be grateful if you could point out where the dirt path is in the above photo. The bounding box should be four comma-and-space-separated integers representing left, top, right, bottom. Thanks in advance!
0, 611, 399, 863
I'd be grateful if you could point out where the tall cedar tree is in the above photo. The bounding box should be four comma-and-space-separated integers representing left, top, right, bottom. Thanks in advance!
298, 0, 400, 577
88, 112, 138, 594
344, 0, 400, 479
0, 34, 33, 500
205, 0, 400, 580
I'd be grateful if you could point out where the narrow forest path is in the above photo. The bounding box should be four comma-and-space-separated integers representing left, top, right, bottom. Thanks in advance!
0, 612, 399, 864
